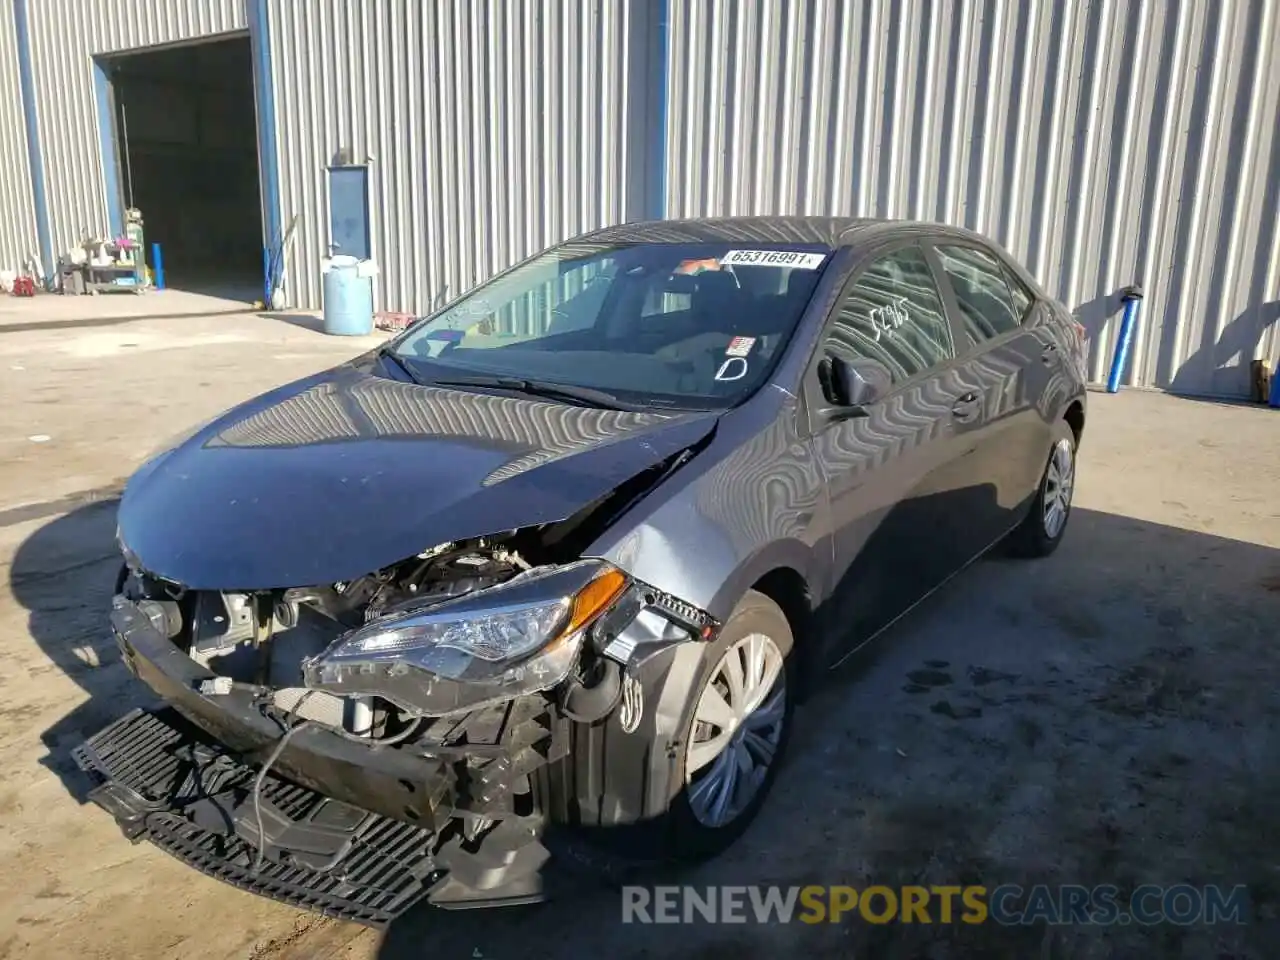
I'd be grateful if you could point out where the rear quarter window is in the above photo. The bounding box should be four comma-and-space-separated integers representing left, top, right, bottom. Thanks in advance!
999, 261, 1035, 321
936, 244, 1023, 347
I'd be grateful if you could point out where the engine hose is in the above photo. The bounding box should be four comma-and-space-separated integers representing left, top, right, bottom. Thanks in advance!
558, 657, 623, 724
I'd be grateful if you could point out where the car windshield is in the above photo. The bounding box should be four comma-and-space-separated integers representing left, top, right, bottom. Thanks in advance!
389, 241, 833, 409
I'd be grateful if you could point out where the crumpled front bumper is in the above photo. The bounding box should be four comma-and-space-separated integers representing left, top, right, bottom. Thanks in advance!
76, 597, 563, 925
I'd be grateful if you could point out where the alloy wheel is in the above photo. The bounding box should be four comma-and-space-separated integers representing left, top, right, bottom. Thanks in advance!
685, 632, 787, 828
1043, 438, 1075, 539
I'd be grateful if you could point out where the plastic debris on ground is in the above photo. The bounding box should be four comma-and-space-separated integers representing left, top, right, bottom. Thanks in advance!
375, 311, 416, 333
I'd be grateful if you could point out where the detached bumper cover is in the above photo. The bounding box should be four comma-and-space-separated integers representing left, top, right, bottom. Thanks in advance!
74, 708, 442, 925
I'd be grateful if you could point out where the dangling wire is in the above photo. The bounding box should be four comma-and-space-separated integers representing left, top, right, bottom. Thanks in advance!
249, 691, 425, 875
250, 690, 318, 875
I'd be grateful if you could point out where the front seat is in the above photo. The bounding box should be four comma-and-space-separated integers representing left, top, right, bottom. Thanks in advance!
655, 272, 746, 389
690, 270, 743, 328
656, 272, 744, 356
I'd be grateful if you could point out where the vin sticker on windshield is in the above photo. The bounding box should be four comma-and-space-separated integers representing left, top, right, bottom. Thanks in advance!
720, 249, 827, 269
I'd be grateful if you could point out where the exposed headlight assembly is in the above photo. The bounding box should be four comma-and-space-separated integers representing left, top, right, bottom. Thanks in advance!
302, 560, 628, 717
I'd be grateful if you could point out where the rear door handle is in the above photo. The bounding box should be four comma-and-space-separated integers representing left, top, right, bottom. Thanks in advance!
952, 392, 980, 421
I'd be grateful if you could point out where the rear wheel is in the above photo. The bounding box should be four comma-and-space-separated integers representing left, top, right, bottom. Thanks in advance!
1007, 423, 1076, 558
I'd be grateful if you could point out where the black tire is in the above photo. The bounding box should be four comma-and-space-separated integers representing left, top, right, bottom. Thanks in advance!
656, 589, 796, 861
1006, 420, 1077, 559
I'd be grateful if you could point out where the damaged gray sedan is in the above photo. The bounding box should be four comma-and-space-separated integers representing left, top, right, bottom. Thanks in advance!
79, 217, 1087, 924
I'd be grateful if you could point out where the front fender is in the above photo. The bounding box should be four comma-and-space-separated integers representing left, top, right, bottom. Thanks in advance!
590, 395, 829, 622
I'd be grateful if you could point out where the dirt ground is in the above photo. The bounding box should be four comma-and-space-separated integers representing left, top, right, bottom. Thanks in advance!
0, 307, 1277, 959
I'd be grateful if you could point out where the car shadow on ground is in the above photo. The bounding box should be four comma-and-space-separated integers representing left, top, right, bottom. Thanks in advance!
10, 504, 1280, 959
9, 499, 148, 802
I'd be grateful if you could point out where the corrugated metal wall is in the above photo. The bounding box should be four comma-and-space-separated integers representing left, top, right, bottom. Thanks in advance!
0, 24, 37, 274
265, 0, 659, 315
665, 0, 1280, 397
25, 0, 246, 253
4, 0, 1273, 397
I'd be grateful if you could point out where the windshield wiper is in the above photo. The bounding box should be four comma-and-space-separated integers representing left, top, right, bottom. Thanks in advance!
378, 347, 426, 385
428, 375, 626, 409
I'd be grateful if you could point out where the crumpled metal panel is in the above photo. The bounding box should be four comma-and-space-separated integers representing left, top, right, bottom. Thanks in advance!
24, 0, 247, 255
665, 0, 1280, 397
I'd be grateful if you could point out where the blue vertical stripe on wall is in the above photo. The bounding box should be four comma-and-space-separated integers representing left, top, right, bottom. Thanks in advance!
93, 60, 123, 237
247, 0, 281, 264
12, 0, 54, 280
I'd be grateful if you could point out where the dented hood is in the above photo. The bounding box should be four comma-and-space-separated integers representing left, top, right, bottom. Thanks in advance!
117, 364, 717, 589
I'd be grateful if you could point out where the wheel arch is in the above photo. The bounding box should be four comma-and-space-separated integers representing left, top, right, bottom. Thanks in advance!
747, 564, 818, 699
1063, 399, 1085, 448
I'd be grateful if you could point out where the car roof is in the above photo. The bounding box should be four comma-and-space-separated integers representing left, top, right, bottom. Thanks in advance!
577, 216, 1002, 250
579, 216, 879, 247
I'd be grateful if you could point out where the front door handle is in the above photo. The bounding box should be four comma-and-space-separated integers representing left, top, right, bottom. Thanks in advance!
1041, 343, 1058, 364
952, 392, 980, 421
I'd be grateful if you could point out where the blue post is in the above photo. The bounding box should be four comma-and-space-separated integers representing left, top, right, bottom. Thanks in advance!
262, 247, 271, 304
151, 243, 165, 290
1106, 284, 1144, 393
1269, 359, 1280, 409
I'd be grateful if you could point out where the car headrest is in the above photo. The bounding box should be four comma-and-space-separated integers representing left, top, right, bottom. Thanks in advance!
692, 271, 742, 319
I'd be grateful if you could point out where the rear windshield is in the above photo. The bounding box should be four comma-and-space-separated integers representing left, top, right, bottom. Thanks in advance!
391, 241, 833, 409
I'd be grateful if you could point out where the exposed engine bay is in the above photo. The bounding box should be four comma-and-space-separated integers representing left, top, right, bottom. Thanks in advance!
115, 517, 716, 757
142, 539, 533, 737
123, 534, 564, 736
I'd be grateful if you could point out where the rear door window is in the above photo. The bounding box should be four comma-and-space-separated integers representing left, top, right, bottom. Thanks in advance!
935, 244, 1023, 347
825, 246, 954, 384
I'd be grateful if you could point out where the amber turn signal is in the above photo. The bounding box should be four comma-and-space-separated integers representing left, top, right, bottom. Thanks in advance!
556, 566, 629, 642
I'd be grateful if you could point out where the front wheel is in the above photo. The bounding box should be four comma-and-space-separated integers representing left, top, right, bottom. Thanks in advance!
651, 590, 795, 861
1007, 425, 1077, 558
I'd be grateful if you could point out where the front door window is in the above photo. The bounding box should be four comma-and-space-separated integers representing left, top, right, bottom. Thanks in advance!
826, 246, 955, 384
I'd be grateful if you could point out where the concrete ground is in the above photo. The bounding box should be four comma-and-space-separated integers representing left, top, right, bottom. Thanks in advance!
0, 286, 259, 329
0, 307, 1277, 959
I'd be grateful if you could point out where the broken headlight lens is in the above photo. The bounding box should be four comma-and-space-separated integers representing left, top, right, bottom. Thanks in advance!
302, 560, 628, 716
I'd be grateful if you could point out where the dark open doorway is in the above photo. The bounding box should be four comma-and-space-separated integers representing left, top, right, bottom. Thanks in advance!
102, 35, 263, 299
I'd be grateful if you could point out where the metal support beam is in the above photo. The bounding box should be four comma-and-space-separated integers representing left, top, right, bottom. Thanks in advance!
649, 0, 669, 221
93, 59, 124, 237
247, 0, 282, 285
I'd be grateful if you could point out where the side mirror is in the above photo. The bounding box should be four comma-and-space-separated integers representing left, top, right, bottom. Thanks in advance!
817, 355, 888, 419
